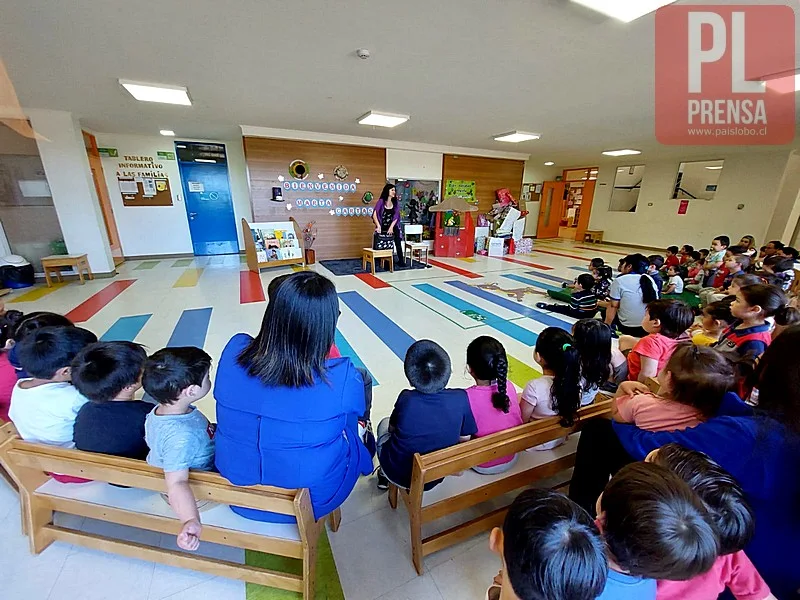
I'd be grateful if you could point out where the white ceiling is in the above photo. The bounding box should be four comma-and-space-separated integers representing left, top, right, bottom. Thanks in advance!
2, 0, 799, 165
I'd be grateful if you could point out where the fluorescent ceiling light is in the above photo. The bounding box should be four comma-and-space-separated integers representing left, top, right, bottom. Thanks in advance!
570, 0, 677, 22
544, 161, 555, 166
358, 111, 409, 128
119, 80, 192, 105
705, 166, 723, 170
493, 131, 541, 143
195, 158, 216, 163
602, 149, 641, 157
159, 129, 175, 136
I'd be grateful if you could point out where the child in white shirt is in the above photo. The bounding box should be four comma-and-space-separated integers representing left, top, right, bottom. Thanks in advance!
9, 326, 97, 447
663, 265, 685, 295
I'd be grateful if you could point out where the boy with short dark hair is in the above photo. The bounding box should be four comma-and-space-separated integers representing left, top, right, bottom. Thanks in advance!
537, 273, 598, 318
780, 246, 798, 261
665, 246, 680, 269
700, 253, 750, 307
72, 341, 151, 459
595, 462, 719, 599
142, 346, 215, 551
376, 340, 477, 490
487, 489, 607, 600
705, 236, 731, 284
647, 255, 665, 291
9, 326, 97, 448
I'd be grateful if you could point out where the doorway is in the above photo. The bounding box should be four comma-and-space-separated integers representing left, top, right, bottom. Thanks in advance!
537, 167, 598, 241
83, 131, 124, 266
175, 142, 238, 255
537, 181, 566, 239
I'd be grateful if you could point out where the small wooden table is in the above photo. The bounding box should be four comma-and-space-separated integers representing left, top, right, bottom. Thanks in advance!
362, 248, 394, 275
583, 230, 604, 244
41, 254, 93, 287
404, 242, 429, 266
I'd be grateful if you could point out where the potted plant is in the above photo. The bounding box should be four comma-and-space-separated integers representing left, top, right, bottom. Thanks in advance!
303, 221, 317, 264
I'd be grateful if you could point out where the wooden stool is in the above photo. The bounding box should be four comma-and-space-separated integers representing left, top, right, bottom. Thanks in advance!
404, 242, 429, 266
41, 254, 93, 287
583, 229, 604, 244
362, 248, 394, 275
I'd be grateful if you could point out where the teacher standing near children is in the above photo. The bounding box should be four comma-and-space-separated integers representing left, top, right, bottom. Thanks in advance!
372, 183, 406, 267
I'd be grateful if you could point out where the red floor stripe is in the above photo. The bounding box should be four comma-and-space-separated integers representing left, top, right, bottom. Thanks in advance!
65, 280, 137, 323
355, 273, 392, 289
240, 270, 266, 304
428, 258, 483, 279
533, 248, 592, 261
498, 256, 554, 270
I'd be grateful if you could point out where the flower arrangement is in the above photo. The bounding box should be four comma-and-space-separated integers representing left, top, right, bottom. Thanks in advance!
303, 221, 317, 248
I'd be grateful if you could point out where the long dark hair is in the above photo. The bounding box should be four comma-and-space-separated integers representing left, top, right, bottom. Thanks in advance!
237, 272, 338, 388
466, 336, 510, 412
535, 328, 582, 427
752, 325, 800, 433
377, 183, 400, 225
379, 183, 396, 202
572, 319, 611, 389
621, 253, 658, 303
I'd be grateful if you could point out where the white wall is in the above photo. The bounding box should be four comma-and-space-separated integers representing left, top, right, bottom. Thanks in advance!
94, 134, 252, 257
587, 150, 792, 250
522, 162, 560, 184
386, 149, 443, 180
28, 110, 115, 273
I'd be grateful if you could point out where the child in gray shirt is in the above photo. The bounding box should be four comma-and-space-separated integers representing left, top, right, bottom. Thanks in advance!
143, 347, 214, 552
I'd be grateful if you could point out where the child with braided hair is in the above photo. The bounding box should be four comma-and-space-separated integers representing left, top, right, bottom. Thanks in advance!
465, 336, 523, 474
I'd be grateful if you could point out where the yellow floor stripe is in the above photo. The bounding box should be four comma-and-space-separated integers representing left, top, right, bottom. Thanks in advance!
8, 283, 67, 303
508, 354, 541, 388
291, 265, 309, 272
173, 268, 204, 288
458, 257, 478, 263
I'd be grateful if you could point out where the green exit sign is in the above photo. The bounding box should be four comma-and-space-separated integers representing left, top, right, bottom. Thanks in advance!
157, 151, 175, 160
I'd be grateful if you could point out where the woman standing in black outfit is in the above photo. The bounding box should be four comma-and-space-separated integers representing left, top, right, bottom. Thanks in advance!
372, 184, 406, 267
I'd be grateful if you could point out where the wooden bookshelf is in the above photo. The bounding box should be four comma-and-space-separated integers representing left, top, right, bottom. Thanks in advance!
242, 217, 306, 273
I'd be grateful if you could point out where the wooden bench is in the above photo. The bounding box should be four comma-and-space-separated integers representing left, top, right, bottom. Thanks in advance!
41, 254, 93, 287
388, 398, 613, 574
362, 248, 394, 275
0, 423, 339, 599
583, 230, 604, 244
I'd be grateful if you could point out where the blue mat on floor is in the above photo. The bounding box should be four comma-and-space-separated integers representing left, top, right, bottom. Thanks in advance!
320, 258, 431, 276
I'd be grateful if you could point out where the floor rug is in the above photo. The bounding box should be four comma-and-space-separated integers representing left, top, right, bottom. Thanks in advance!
245, 528, 344, 599
320, 258, 430, 276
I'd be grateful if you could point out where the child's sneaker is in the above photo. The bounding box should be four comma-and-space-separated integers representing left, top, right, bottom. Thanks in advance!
376, 468, 389, 491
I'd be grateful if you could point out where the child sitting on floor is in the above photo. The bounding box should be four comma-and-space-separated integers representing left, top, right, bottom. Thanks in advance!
761, 255, 795, 293
690, 300, 736, 346
572, 319, 626, 393
699, 253, 750, 307
143, 346, 216, 552
612, 345, 733, 432
619, 299, 694, 383
662, 265, 684, 295
465, 336, 523, 475
593, 266, 614, 302
522, 328, 591, 449
537, 274, 598, 319
486, 489, 607, 600
594, 462, 718, 600
376, 340, 477, 490
8, 326, 97, 447
648, 444, 776, 600
71, 341, 151, 459
665, 246, 680, 269
714, 284, 785, 357
679, 244, 694, 265
704, 235, 730, 285
647, 255, 665, 292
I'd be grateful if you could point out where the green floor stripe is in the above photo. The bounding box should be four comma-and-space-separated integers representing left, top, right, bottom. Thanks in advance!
240, 255, 248, 264
134, 260, 160, 270
245, 528, 344, 599
172, 258, 195, 267
508, 354, 541, 388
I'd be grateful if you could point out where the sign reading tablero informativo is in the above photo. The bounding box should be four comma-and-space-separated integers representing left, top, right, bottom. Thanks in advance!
655, 4, 795, 145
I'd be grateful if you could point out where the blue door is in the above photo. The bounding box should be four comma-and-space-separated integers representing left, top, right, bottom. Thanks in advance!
175, 142, 238, 255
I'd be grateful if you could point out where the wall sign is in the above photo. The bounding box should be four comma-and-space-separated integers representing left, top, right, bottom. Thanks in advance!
445, 179, 476, 205
157, 151, 175, 160
97, 147, 118, 158
678, 200, 689, 215
113, 154, 173, 206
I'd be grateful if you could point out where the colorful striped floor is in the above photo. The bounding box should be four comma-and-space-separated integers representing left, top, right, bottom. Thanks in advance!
0, 239, 641, 600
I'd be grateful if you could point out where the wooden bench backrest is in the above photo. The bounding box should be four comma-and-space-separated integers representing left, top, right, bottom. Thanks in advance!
412, 398, 612, 483
0, 422, 298, 516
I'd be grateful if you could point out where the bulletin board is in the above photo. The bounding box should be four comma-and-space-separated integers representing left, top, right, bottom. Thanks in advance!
445, 179, 477, 205
117, 176, 172, 207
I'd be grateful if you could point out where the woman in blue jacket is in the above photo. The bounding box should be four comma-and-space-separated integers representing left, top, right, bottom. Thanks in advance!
569, 327, 800, 599
214, 271, 373, 522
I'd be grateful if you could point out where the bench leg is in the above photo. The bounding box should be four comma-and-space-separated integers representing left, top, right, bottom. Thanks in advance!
328, 507, 341, 533
371, 258, 376, 275
43, 269, 53, 288
388, 484, 398, 510
77, 266, 85, 284
409, 510, 424, 575
362, 255, 367, 271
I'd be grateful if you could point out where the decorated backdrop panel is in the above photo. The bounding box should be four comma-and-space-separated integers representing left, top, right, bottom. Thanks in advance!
441, 155, 524, 214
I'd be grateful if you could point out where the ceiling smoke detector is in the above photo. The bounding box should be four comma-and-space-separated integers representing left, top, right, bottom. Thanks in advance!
356, 48, 371, 60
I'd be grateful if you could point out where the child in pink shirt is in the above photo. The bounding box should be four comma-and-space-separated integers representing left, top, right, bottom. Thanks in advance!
0, 308, 25, 421
621, 299, 694, 382
464, 336, 522, 474
648, 444, 775, 600
613, 345, 733, 432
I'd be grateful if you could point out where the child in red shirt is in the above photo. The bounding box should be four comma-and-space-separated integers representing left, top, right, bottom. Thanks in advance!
664, 246, 680, 269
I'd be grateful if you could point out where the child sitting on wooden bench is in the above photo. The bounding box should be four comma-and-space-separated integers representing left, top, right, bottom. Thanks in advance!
142, 347, 216, 551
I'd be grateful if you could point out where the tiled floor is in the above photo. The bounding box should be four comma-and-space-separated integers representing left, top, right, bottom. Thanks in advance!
1, 238, 637, 600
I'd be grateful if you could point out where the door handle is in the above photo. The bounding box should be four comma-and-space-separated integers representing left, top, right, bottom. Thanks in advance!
189, 212, 198, 220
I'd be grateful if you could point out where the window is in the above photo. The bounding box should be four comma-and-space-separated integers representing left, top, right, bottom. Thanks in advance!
672, 160, 724, 200
609, 165, 645, 212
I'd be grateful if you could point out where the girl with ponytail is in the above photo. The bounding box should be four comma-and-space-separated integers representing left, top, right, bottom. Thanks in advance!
523, 328, 593, 450
605, 253, 659, 337
465, 336, 523, 474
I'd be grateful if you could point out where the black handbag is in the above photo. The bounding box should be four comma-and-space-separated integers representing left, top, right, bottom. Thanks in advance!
373, 233, 394, 251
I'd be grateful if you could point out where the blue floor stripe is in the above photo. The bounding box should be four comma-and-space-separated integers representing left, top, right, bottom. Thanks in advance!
445, 281, 571, 331
414, 284, 538, 346
335, 329, 379, 386
569, 266, 588, 272
503, 274, 561, 293
167, 308, 213, 348
99, 314, 152, 342
524, 270, 573, 284
338, 291, 415, 361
